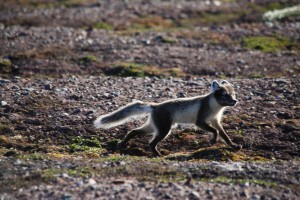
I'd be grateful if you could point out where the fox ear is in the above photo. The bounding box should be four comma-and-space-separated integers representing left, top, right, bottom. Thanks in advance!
221, 80, 229, 85
211, 80, 220, 92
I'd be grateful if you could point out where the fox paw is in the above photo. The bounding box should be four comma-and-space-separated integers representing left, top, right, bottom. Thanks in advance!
117, 141, 125, 149
231, 143, 242, 150
209, 138, 217, 146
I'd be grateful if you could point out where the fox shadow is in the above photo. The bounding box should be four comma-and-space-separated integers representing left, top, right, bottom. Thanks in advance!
165, 146, 242, 161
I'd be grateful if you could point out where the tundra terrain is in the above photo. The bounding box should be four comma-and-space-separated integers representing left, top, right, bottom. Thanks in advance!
0, 0, 299, 199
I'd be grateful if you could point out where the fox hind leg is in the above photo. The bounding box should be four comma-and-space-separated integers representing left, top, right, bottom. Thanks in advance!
149, 119, 172, 156
117, 121, 154, 149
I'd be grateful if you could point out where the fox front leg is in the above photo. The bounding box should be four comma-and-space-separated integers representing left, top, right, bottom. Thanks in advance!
211, 120, 242, 150
196, 122, 219, 146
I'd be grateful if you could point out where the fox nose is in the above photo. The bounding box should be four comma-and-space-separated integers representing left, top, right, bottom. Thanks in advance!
233, 99, 238, 105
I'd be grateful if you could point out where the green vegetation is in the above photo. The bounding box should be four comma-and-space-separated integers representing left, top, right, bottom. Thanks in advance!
20, 153, 45, 160
250, 72, 263, 78
242, 36, 294, 53
0, 58, 12, 74
43, 167, 91, 179
92, 22, 113, 30
105, 62, 185, 77
160, 36, 177, 44
68, 136, 102, 152
100, 154, 165, 163
79, 55, 98, 65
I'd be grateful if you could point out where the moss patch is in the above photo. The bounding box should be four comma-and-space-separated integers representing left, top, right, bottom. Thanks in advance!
241, 36, 295, 53
68, 136, 102, 152
79, 55, 98, 65
0, 58, 12, 74
105, 62, 185, 77
92, 22, 113, 30
19, 153, 45, 160
43, 167, 91, 179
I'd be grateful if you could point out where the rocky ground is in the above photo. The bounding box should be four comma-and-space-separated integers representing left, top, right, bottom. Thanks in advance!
0, 0, 299, 199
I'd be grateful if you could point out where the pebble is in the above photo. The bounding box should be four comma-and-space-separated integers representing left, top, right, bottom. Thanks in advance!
61, 194, 72, 200
44, 84, 53, 90
15, 159, 22, 165
177, 92, 186, 98
11, 85, 20, 90
25, 87, 35, 92
87, 178, 97, 185
142, 39, 151, 45
62, 113, 69, 117
21, 91, 30, 95
1, 101, 7, 106
85, 110, 94, 116
251, 194, 261, 200
72, 109, 81, 114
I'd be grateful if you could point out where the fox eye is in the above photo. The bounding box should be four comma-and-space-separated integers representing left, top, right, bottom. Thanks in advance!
222, 91, 227, 96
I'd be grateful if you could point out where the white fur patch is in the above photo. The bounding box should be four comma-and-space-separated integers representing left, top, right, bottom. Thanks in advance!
93, 104, 153, 129
173, 102, 201, 124
205, 96, 225, 122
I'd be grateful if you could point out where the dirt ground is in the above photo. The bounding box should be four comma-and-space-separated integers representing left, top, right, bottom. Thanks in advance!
0, 0, 299, 199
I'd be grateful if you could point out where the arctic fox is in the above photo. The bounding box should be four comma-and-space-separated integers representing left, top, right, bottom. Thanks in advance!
94, 80, 242, 156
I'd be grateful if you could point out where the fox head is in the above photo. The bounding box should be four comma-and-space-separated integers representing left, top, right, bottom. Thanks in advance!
211, 80, 238, 107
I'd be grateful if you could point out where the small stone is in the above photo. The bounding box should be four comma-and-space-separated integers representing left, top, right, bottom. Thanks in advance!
177, 92, 186, 98
72, 109, 81, 114
205, 189, 213, 196
277, 112, 293, 119
88, 178, 97, 185
142, 39, 151, 45
1, 101, 7, 106
70, 94, 82, 101
252, 194, 260, 200
25, 87, 34, 92
15, 159, 22, 165
85, 110, 94, 116
44, 84, 53, 90
21, 91, 30, 95
61, 194, 72, 200
242, 182, 250, 187
61, 173, 70, 178
11, 85, 20, 90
